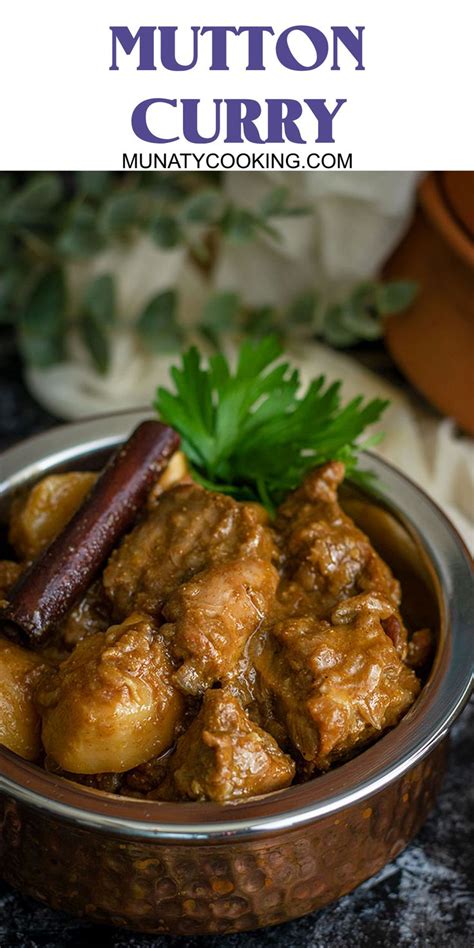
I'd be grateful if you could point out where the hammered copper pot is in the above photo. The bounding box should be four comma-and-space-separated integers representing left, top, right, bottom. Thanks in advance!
0, 412, 473, 936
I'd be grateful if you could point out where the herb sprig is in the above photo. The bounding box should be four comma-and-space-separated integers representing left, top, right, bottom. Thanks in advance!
0, 172, 308, 374
154, 337, 389, 512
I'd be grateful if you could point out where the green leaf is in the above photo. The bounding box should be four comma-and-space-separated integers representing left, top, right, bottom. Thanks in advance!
201, 292, 240, 331
188, 236, 211, 265
0, 227, 15, 261
154, 337, 388, 511
57, 204, 104, 257
100, 192, 143, 238
339, 299, 383, 341
0, 268, 23, 323
321, 304, 359, 348
259, 187, 290, 217
148, 174, 188, 202
260, 186, 308, 218
0, 174, 14, 204
180, 189, 223, 224
79, 312, 110, 375
83, 273, 116, 328
245, 305, 279, 338
220, 208, 259, 244
149, 214, 181, 249
136, 289, 182, 353
286, 291, 319, 326
4, 174, 63, 227
77, 274, 116, 373
350, 281, 377, 309
374, 280, 418, 315
18, 269, 66, 367
76, 172, 111, 198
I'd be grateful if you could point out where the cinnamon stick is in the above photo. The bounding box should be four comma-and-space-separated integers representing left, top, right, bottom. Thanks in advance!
2, 421, 179, 644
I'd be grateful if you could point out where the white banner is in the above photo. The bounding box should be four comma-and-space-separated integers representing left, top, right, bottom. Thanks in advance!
1, 0, 473, 170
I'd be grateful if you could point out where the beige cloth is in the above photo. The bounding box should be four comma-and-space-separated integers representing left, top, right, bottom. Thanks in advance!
217, 171, 421, 305
27, 338, 474, 552
24, 171, 473, 549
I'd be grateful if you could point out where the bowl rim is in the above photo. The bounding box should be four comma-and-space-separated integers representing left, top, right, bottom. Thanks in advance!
0, 410, 473, 842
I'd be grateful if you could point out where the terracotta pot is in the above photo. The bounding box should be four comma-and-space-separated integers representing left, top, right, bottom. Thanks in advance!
383, 171, 474, 435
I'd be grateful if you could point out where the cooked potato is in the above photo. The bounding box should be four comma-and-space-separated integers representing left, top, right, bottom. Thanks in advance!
147, 450, 189, 506
0, 636, 47, 760
37, 613, 184, 774
9, 472, 97, 561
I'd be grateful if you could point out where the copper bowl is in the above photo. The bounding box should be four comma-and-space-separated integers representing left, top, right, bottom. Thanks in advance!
0, 411, 473, 935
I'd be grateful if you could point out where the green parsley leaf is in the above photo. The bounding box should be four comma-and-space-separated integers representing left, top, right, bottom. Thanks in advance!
154, 337, 389, 511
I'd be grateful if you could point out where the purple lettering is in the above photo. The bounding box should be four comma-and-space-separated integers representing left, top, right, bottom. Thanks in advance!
200, 26, 239, 70
331, 27, 365, 70
304, 98, 346, 142
224, 100, 264, 143
237, 26, 275, 70
266, 99, 305, 143
110, 26, 156, 71
131, 98, 179, 143
158, 26, 200, 71
182, 99, 221, 143
276, 26, 329, 70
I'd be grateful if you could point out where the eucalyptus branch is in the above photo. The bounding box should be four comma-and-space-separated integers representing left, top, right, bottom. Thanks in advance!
0, 171, 417, 377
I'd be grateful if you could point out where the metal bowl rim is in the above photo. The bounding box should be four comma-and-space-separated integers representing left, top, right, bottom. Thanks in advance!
0, 410, 472, 842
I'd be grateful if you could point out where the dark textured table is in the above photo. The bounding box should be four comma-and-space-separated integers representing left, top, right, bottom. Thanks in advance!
0, 327, 473, 948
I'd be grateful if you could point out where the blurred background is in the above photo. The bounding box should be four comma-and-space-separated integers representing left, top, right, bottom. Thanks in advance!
0, 169, 472, 546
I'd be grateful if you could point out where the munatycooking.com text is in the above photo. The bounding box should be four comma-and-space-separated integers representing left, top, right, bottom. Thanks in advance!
122, 152, 353, 171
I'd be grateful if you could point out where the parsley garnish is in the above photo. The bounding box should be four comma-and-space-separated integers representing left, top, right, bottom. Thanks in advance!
154, 337, 389, 513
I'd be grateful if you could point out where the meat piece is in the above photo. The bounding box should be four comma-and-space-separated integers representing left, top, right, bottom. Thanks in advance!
0, 636, 47, 760
153, 689, 295, 803
253, 592, 420, 771
123, 754, 173, 797
276, 462, 401, 614
381, 614, 406, 654
9, 472, 96, 561
407, 628, 434, 669
44, 756, 123, 795
58, 581, 110, 650
162, 557, 279, 695
275, 462, 410, 657
37, 613, 184, 773
221, 648, 259, 712
103, 483, 276, 620
39, 582, 111, 667
0, 560, 23, 604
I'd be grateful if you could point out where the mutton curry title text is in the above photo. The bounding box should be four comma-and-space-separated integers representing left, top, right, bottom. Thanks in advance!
110, 24, 365, 146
